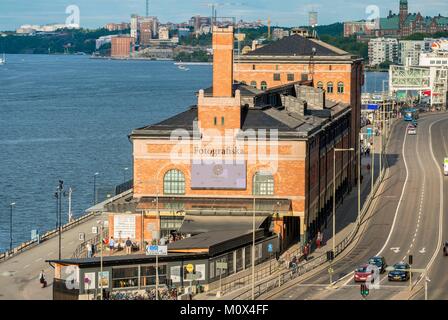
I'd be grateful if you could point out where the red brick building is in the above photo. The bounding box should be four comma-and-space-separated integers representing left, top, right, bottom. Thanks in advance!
111, 36, 135, 58
106, 26, 358, 250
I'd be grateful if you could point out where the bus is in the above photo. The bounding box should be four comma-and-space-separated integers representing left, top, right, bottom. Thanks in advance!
444, 158, 448, 176
402, 108, 419, 121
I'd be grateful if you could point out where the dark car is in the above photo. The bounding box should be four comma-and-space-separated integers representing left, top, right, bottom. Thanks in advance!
354, 264, 374, 282
388, 262, 411, 281
443, 241, 448, 256
368, 256, 387, 273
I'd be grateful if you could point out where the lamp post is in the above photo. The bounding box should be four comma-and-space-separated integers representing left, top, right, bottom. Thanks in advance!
57, 180, 64, 260
98, 218, 104, 300
93, 172, 99, 205
9, 202, 15, 251
333, 148, 354, 256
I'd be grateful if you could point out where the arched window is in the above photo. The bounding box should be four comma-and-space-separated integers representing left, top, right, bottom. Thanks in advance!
261, 81, 268, 90
327, 82, 334, 93
241, 81, 247, 85
163, 169, 185, 195
337, 82, 344, 94
250, 81, 257, 88
253, 172, 274, 195
317, 81, 323, 90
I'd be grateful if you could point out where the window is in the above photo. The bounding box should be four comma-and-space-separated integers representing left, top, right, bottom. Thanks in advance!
214, 117, 217, 125
250, 81, 257, 88
337, 82, 344, 94
253, 172, 274, 195
275, 65, 279, 70
317, 81, 323, 90
261, 81, 268, 90
163, 169, 185, 195
221, 116, 225, 125
327, 82, 334, 93
252, 64, 256, 70
112, 267, 138, 289
273, 73, 281, 81
140, 265, 167, 287
241, 81, 247, 85
287, 73, 295, 81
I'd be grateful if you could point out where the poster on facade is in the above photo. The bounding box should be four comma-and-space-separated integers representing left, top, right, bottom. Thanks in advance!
196, 264, 206, 281
170, 266, 181, 283
191, 160, 246, 190
114, 215, 136, 239
84, 272, 96, 290
98, 271, 109, 288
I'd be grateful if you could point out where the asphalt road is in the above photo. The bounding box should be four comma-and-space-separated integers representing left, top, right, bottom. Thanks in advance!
0, 213, 105, 300
268, 112, 448, 300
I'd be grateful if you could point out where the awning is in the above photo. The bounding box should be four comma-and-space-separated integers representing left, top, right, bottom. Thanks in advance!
178, 215, 270, 235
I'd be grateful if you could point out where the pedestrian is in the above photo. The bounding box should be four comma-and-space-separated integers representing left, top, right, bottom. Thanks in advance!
303, 244, 309, 261
86, 241, 92, 258
125, 237, 132, 254
39, 270, 47, 288
109, 236, 115, 255
316, 231, 322, 249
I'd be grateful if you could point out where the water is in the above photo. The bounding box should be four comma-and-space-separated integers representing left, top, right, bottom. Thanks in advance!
0, 54, 212, 251
0, 55, 386, 252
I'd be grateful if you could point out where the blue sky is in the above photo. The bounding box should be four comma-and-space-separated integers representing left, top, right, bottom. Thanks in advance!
0, 0, 447, 31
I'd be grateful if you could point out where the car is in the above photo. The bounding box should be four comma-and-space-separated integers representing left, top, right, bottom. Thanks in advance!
388, 262, 411, 281
354, 264, 375, 282
443, 241, 448, 256
368, 256, 387, 273
407, 125, 417, 135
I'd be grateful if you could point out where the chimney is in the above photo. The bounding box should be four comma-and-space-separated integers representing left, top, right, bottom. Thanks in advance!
212, 25, 234, 97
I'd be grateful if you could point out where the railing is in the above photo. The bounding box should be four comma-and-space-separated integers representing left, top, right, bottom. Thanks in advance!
0, 211, 100, 262
229, 119, 397, 300
72, 228, 109, 259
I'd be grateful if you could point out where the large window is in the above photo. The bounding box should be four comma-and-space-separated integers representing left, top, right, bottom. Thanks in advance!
261, 81, 268, 90
112, 267, 138, 289
337, 82, 344, 94
273, 73, 280, 81
250, 81, 257, 88
163, 169, 185, 195
287, 73, 295, 81
253, 172, 274, 195
327, 82, 334, 93
140, 265, 167, 287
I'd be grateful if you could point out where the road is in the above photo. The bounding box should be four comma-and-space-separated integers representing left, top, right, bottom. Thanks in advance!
0, 213, 105, 300
267, 112, 448, 300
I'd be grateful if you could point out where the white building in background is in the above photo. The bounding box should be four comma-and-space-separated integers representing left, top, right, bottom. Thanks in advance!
272, 28, 290, 41
368, 37, 399, 66
158, 27, 169, 40
398, 39, 436, 66
16, 23, 78, 34
96, 35, 118, 50
130, 14, 139, 40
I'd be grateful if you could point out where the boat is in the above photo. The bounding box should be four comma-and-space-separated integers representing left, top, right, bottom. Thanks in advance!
0, 53, 5, 65
177, 64, 190, 71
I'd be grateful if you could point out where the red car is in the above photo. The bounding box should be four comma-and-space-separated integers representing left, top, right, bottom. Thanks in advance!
354, 264, 374, 282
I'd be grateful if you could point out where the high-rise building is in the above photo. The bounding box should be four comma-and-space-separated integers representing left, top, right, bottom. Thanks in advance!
368, 37, 399, 66
189, 15, 211, 34
158, 27, 169, 40
139, 17, 159, 46
111, 36, 135, 58
131, 15, 139, 40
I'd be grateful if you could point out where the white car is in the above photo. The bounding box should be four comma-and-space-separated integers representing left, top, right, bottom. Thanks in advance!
407, 126, 417, 135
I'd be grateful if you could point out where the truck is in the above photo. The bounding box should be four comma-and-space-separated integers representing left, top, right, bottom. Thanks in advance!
444, 158, 448, 176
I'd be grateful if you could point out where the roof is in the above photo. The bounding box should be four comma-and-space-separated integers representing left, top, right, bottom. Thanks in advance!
380, 16, 400, 30
245, 34, 348, 57
178, 215, 269, 234
131, 82, 351, 140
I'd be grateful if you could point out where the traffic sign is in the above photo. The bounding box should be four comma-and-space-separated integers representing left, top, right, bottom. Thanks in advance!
328, 267, 334, 274
367, 104, 379, 110
145, 245, 168, 256
267, 243, 273, 253
185, 272, 202, 281
186, 264, 194, 273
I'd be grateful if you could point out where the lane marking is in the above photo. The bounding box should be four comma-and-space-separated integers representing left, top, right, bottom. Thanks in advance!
23, 264, 30, 269
35, 258, 42, 262
376, 129, 409, 256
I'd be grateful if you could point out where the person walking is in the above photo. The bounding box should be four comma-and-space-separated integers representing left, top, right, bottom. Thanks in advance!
316, 231, 322, 249
125, 237, 132, 255
303, 243, 309, 261
39, 270, 47, 288
109, 236, 115, 256
86, 241, 92, 258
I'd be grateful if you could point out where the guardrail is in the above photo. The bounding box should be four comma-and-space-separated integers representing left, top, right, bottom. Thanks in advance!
0, 211, 100, 263
72, 228, 109, 259
229, 119, 396, 300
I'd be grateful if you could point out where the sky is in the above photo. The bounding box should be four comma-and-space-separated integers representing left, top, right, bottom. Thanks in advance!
0, 0, 447, 31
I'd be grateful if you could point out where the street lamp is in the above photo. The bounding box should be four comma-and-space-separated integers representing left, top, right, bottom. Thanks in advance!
54, 180, 64, 260
252, 197, 256, 301
93, 172, 99, 205
9, 202, 15, 251
97, 217, 105, 300
332, 148, 355, 259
